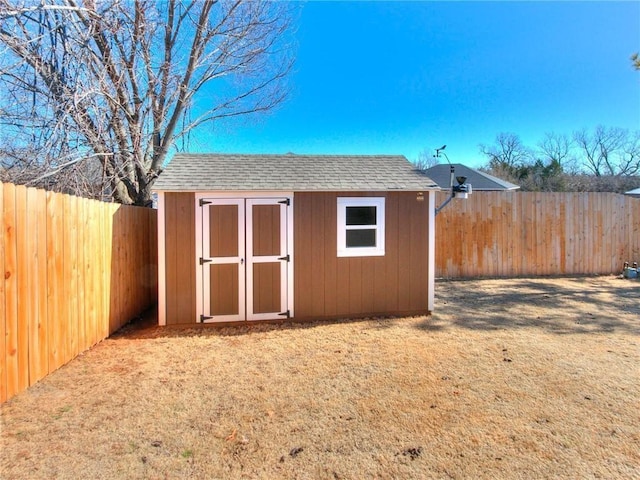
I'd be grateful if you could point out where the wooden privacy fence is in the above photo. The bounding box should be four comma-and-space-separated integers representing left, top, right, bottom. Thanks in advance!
435, 191, 640, 278
1, 182, 157, 403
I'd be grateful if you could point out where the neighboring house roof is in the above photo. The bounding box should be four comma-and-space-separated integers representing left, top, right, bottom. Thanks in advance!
423, 163, 520, 191
153, 153, 439, 192
624, 187, 640, 197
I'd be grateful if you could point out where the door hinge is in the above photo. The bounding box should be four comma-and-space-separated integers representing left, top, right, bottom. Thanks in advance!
199, 199, 212, 206
199, 257, 213, 265
278, 198, 290, 206
277, 254, 290, 262
278, 310, 291, 318
200, 315, 213, 322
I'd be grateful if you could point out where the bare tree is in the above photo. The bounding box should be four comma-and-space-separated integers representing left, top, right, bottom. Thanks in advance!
537, 132, 577, 174
479, 132, 531, 171
0, 0, 295, 205
573, 126, 640, 176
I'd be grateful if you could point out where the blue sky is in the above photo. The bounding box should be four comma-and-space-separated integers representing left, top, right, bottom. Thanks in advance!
192, 1, 640, 168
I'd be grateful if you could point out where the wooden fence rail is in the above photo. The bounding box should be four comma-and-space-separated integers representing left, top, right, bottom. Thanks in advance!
1, 182, 157, 403
435, 191, 640, 278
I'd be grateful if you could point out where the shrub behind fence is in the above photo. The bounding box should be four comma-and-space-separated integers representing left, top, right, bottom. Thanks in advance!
1, 182, 157, 403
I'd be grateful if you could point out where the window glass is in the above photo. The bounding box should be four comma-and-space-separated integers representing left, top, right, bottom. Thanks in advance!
346, 206, 376, 226
346, 229, 376, 247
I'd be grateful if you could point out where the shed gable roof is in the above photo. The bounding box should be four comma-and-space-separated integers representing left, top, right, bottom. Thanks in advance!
423, 163, 520, 191
153, 154, 439, 192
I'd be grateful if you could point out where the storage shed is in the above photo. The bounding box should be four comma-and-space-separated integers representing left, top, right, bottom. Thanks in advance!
152, 154, 440, 325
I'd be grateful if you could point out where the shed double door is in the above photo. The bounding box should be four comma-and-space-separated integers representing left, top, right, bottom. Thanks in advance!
199, 198, 291, 322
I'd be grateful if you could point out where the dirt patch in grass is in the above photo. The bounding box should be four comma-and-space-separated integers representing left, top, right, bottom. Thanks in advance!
1, 276, 639, 479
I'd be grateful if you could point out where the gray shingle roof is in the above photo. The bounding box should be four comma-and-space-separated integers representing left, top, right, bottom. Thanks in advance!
423, 163, 520, 191
153, 154, 439, 192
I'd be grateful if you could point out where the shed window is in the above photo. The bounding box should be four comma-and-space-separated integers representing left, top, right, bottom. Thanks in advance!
337, 197, 385, 257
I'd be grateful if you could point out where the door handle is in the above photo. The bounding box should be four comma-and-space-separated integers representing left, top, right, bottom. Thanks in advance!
240, 258, 244, 265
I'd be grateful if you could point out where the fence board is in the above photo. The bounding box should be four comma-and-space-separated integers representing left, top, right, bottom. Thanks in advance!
4, 183, 19, 398
61, 194, 70, 365
583, 193, 592, 274
26, 188, 44, 385
1, 182, 157, 403
46, 191, 63, 372
15, 186, 30, 393
100, 202, 108, 338
98, 204, 105, 335
85, 199, 96, 349
76, 197, 86, 354
72, 196, 81, 358
35, 188, 49, 381
557, 195, 565, 273
436, 191, 640, 278
83, 199, 94, 350
0, 182, 7, 402
99, 204, 108, 338
585, 193, 594, 274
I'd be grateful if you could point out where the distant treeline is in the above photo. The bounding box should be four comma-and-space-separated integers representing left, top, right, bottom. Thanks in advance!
418, 126, 640, 193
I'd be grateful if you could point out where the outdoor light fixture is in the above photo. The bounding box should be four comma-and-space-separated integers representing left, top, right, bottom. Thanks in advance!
434, 145, 472, 214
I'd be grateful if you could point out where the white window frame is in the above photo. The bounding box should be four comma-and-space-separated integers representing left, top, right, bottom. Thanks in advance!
337, 197, 385, 257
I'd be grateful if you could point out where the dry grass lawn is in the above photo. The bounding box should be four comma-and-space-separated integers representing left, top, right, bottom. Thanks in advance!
1, 276, 639, 479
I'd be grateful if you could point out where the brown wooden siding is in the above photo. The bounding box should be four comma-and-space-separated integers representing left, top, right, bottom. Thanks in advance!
164, 192, 196, 325
294, 191, 431, 320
